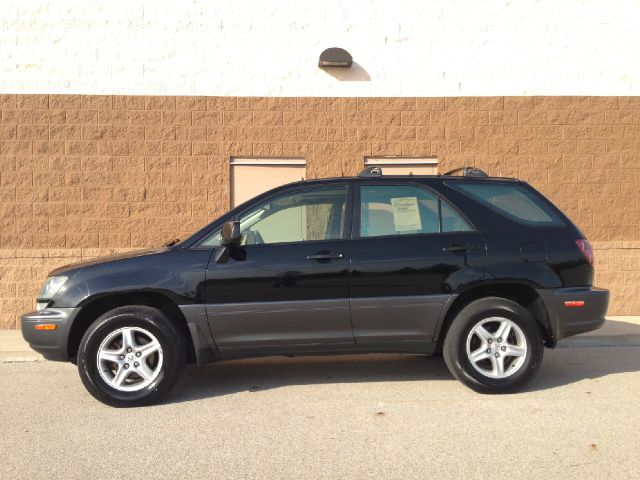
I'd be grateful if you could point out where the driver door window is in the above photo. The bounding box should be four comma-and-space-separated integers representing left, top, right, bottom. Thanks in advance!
238, 186, 348, 245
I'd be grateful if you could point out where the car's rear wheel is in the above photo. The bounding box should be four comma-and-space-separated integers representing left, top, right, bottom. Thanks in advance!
443, 297, 544, 393
77, 306, 186, 407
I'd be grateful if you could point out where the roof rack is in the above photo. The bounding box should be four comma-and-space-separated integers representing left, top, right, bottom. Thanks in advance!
358, 166, 383, 177
442, 167, 488, 178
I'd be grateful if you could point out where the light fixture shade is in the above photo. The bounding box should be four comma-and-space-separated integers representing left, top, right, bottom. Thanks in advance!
318, 47, 353, 68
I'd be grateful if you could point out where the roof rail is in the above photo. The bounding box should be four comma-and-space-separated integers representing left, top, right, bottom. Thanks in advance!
358, 166, 383, 177
442, 167, 488, 178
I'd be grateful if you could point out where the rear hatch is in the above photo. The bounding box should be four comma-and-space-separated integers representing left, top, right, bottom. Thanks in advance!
444, 179, 594, 288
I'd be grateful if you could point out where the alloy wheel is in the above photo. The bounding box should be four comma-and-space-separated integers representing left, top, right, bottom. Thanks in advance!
465, 317, 527, 379
96, 327, 163, 392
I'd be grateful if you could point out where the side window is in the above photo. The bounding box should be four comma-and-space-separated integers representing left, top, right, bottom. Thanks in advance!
448, 182, 564, 226
200, 228, 222, 248
441, 201, 474, 232
236, 186, 347, 245
359, 185, 473, 238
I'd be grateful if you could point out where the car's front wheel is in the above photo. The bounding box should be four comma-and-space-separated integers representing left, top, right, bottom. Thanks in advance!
443, 297, 544, 393
77, 306, 186, 407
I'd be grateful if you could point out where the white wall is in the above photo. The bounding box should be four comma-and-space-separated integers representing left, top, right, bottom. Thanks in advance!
1, 0, 638, 96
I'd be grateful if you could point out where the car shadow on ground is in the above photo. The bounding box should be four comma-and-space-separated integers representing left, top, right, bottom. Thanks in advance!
164, 339, 640, 404
524, 345, 640, 392
166, 354, 452, 404
559, 318, 640, 348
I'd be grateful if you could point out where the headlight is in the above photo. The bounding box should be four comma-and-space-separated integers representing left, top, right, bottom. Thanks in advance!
36, 276, 68, 311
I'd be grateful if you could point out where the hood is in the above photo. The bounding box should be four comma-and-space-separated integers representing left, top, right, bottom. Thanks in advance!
48, 248, 170, 277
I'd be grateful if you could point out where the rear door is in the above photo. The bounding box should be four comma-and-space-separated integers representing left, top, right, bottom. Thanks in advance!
349, 181, 486, 349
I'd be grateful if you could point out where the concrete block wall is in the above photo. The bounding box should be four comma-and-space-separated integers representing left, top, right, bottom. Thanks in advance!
0, 94, 639, 327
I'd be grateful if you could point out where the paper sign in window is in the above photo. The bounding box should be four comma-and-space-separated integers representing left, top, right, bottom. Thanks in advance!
390, 197, 422, 232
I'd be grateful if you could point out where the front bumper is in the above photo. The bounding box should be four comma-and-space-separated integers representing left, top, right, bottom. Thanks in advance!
536, 287, 609, 346
21, 308, 81, 361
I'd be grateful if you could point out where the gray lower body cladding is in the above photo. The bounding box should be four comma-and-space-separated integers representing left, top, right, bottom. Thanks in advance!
199, 295, 452, 359
536, 287, 609, 346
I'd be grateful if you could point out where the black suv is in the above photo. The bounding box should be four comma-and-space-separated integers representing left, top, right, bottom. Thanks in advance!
21, 167, 609, 406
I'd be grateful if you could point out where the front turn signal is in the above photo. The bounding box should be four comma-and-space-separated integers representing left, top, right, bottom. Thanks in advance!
34, 324, 57, 331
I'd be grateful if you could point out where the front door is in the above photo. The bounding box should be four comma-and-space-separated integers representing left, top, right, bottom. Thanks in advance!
204, 182, 354, 355
349, 182, 486, 350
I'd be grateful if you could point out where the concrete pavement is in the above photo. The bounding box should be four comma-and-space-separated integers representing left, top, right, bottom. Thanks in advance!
1, 346, 639, 479
0, 329, 43, 363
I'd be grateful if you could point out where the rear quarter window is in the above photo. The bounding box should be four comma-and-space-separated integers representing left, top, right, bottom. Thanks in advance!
447, 181, 564, 226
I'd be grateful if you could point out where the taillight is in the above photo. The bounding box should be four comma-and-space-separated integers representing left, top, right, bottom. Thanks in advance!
575, 239, 594, 265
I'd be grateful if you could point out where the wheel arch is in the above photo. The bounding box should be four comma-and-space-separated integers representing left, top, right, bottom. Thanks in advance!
67, 292, 196, 364
436, 282, 553, 350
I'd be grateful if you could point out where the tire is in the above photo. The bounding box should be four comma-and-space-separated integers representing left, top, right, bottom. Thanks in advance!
77, 305, 186, 407
443, 297, 544, 393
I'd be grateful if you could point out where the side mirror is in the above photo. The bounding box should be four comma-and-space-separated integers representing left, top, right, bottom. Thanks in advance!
215, 221, 242, 264
221, 220, 242, 246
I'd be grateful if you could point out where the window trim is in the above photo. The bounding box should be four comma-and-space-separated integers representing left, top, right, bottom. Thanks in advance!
352, 180, 476, 240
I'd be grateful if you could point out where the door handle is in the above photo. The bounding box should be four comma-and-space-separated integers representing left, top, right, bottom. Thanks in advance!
443, 243, 475, 253
306, 252, 345, 261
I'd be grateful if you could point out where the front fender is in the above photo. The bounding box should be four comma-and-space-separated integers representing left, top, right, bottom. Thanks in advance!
49, 248, 212, 308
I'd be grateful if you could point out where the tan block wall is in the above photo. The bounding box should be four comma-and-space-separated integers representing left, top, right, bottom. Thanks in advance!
592, 241, 640, 315
1, 94, 639, 328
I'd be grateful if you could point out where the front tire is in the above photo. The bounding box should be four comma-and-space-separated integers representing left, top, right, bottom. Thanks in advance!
77, 306, 186, 407
443, 297, 544, 393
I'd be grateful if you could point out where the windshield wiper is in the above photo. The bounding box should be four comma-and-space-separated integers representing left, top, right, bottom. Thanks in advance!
163, 238, 180, 247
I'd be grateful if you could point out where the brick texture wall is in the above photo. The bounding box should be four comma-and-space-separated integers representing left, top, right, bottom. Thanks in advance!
1, 94, 639, 328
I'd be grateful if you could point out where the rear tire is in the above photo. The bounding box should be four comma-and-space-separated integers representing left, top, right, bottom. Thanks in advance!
77, 306, 186, 407
443, 297, 544, 393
